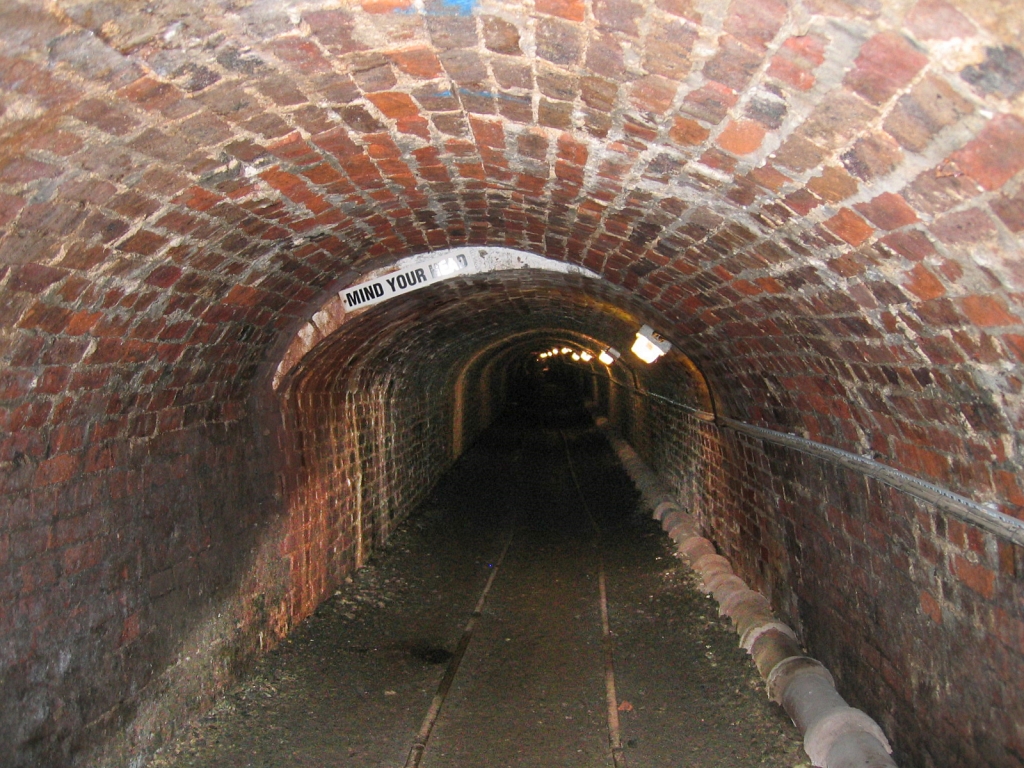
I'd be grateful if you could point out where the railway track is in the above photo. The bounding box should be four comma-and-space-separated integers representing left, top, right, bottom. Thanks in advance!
404, 424, 630, 768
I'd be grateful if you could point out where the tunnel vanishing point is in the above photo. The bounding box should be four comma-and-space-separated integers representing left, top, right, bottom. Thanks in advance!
2, 0, 1024, 765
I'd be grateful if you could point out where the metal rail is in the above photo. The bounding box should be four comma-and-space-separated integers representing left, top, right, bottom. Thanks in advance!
592, 369, 1024, 546
717, 417, 1024, 548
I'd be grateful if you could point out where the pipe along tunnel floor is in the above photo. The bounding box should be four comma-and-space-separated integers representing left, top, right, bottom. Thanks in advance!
149, 408, 806, 768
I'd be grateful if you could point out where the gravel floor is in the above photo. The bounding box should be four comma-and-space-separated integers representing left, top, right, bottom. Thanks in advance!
148, 406, 808, 768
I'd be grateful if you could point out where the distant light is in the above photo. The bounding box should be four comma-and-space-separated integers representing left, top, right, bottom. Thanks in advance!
561, 347, 571, 354
571, 353, 580, 361
598, 347, 620, 365
631, 325, 671, 364
580, 351, 593, 362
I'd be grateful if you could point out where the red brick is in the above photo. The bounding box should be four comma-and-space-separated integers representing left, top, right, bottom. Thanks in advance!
990, 190, 1024, 232
717, 120, 766, 155
951, 114, 1024, 191
62, 540, 103, 576
536, 0, 585, 20
724, 0, 787, 51
824, 208, 875, 246
905, 0, 976, 40
845, 32, 928, 105
470, 117, 505, 149
930, 208, 997, 245
34, 453, 80, 487
903, 264, 945, 301
0, 193, 26, 227
368, 91, 419, 120
855, 192, 918, 230
959, 295, 1020, 328
8, 264, 67, 294
807, 166, 859, 203
784, 188, 821, 215
362, 0, 411, 11
145, 265, 183, 289
879, 229, 936, 261
919, 589, 942, 623
386, 47, 443, 78
951, 554, 995, 599
768, 54, 816, 90
174, 186, 223, 212
0, 158, 61, 184
747, 165, 789, 192
670, 116, 710, 146
265, 37, 333, 74
630, 75, 677, 115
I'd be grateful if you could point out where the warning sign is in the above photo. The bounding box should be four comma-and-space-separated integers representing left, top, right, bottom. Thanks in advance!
343, 253, 469, 310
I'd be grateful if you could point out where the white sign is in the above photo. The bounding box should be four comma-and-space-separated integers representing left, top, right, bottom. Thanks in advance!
343, 253, 469, 310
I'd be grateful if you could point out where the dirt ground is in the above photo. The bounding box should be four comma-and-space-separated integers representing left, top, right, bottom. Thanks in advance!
148, 405, 808, 768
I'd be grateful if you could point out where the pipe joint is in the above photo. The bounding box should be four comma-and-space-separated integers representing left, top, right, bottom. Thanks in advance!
805, 707, 893, 767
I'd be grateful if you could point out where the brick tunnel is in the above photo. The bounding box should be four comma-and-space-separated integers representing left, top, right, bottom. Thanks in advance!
2, 0, 1024, 765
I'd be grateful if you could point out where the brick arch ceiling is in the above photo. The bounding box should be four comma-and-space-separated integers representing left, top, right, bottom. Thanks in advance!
281, 269, 711, 413
2, 0, 1023, 514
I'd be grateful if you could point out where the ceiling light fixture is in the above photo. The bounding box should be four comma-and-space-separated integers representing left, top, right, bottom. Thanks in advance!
631, 325, 671, 364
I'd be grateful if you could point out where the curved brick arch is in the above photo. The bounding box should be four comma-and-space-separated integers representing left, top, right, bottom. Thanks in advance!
1, 0, 1024, 766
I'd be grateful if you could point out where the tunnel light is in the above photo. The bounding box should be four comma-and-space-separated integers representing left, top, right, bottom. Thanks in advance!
580, 351, 593, 362
561, 347, 571, 354
571, 353, 580, 361
598, 347, 620, 366
631, 325, 671, 364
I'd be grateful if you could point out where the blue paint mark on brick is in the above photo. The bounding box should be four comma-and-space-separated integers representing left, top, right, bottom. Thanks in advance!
426, 0, 476, 16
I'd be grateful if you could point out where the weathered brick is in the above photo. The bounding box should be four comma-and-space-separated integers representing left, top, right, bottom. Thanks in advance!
845, 32, 928, 104
842, 133, 903, 180
884, 75, 974, 152
824, 208, 875, 246
717, 120, 766, 156
631, 75, 677, 114
905, 0, 976, 40
802, 167, 856, 204
643, 20, 698, 80
961, 46, 1024, 100
703, 36, 763, 92
902, 263, 945, 300
930, 207, 998, 246
593, 0, 644, 34
959, 295, 1020, 328
991, 190, 1024, 233
680, 82, 738, 124
536, 18, 583, 66
855, 192, 918, 230
951, 114, 1024, 192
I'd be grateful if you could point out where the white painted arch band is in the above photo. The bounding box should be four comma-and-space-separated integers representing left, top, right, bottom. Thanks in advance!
272, 247, 600, 390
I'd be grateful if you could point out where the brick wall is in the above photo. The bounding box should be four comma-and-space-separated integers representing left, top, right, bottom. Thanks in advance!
0, 401, 282, 767
611, 379, 1024, 768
